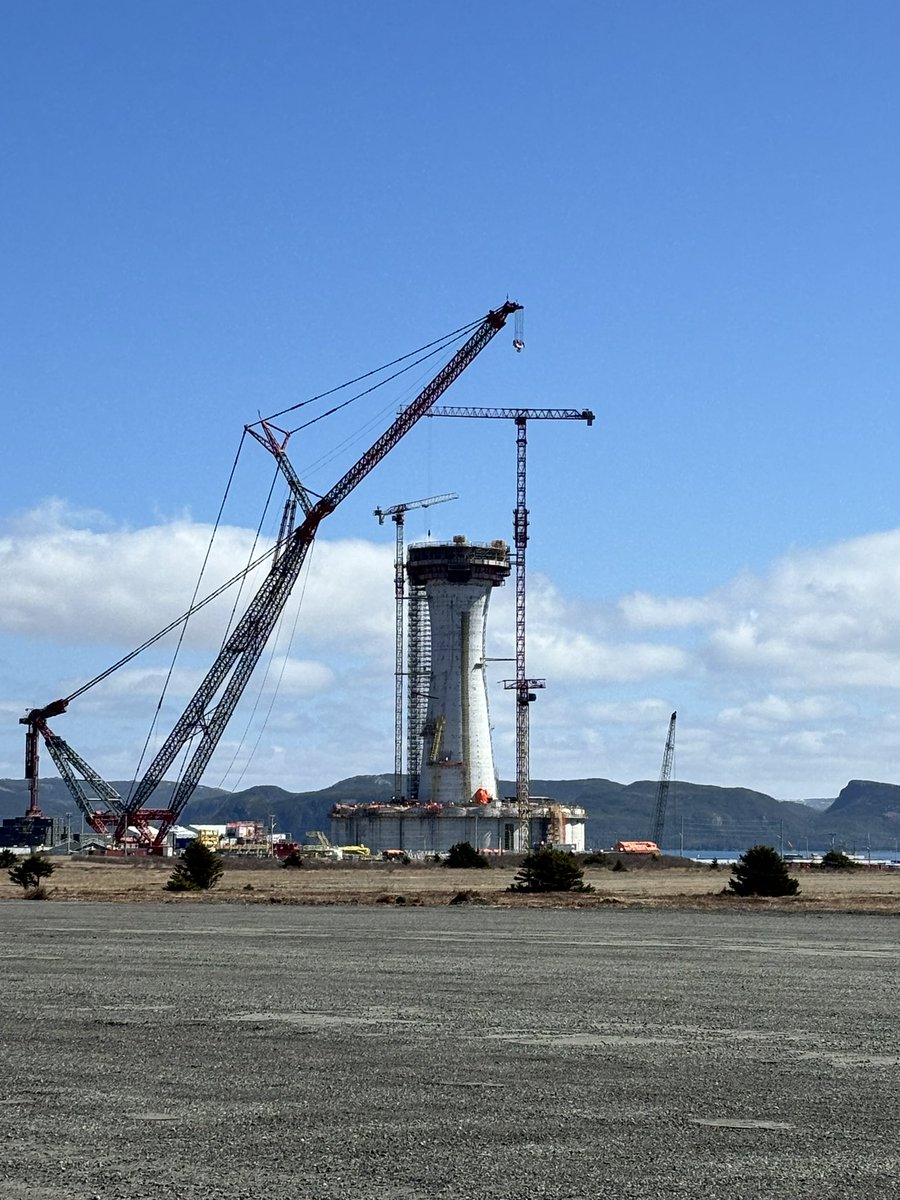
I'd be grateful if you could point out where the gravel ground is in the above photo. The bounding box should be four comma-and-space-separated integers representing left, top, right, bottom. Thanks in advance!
0, 902, 897, 1199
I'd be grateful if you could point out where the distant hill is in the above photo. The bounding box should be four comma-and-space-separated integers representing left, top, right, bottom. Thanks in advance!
2, 773, 899, 852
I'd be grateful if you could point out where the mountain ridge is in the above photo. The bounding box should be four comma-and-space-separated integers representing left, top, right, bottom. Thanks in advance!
3, 774, 900, 851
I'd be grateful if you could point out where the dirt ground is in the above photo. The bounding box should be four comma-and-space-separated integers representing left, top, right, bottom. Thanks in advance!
5, 854, 900, 911
1, 902, 898, 1199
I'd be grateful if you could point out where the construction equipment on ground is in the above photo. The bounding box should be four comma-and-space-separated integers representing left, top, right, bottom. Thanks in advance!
649, 711, 677, 848
20, 301, 522, 852
374, 493, 458, 804
427, 406, 594, 850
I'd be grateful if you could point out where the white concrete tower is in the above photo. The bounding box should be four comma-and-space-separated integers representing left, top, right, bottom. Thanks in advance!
407, 537, 510, 805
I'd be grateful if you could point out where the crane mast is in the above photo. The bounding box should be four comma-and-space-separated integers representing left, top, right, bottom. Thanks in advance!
373, 492, 458, 804
650, 711, 677, 848
428, 405, 593, 850
22, 301, 521, 852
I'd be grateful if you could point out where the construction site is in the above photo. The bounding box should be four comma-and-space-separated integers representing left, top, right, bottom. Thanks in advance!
11, 300, 598, 858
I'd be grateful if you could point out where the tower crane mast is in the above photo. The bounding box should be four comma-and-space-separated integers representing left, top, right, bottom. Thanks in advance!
22, 301, 521, 852
650, 711, 677, 848
373, 492, 458, 803
428, 405, 594, 850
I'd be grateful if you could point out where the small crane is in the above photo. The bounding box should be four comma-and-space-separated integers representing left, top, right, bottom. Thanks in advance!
373, 492, 458, 803
428, 406, 594, 850
649, 711, 677, 848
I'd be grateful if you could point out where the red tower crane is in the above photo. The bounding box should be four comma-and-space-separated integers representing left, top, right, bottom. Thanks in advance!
20, 301, 521, 852
428, 406, 594, 849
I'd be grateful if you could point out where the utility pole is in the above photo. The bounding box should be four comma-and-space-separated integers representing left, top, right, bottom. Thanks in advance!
428, 406, 594, 851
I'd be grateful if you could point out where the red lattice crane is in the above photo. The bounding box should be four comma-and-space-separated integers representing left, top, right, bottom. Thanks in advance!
20, 301, 521, 852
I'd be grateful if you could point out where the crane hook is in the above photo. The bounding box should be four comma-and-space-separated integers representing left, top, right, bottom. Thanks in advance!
513, 308, 525, 352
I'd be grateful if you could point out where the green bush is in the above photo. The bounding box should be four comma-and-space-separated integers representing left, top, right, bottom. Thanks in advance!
8, 853, 55, 893
443, 841, 489, 869
818, 849, 858, 871
281, 850, 304, 869
727, 845, 799, 897
165, 840, 224, 893
508, 847, 593, 894
0, 849, 17, 868
582, 851, 608, 867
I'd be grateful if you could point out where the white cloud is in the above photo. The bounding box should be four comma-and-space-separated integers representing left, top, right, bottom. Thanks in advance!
619, 592, 718, 629
0, 501, 394, 656
7, 505, 900, 800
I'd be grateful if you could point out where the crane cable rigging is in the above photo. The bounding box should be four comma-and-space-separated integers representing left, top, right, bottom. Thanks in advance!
60, 318, 482, 708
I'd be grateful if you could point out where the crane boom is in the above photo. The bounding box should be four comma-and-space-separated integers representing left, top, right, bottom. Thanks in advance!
25, 300, 520, 850
126, 302, 520, 845
650, 711, 677, 847
374, 492, 458, 523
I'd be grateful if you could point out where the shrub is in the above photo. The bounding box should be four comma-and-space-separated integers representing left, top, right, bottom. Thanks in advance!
0, 849, 17, 868
8, 854, 55, 892
281, 850, 304, 869
611, 858, 627, 873
508, 847, 593, 894
727, 845, 799, 897
165, 840, 224, 893
443, 841, 489, 869
819, 849, 858, 871
582, 851, 608, 867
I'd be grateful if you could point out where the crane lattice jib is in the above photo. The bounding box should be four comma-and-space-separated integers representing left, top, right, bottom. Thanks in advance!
125, 300, 521, 844
429, 407, 594, 422
38, 722, 126, 833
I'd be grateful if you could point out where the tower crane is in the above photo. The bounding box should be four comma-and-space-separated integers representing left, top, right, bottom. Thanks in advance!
20, 301, 521, 852
649, 711, 677, 848
428, 406, 594, 851
373, 492, 458, 804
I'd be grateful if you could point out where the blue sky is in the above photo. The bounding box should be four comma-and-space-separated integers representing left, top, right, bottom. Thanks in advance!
4, 1, 900, 801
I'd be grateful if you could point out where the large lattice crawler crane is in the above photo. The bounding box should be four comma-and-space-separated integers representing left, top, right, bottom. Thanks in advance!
20, 301, 521, 851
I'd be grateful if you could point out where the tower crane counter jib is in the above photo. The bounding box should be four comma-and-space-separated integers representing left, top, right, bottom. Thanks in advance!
20, 300, 522, 851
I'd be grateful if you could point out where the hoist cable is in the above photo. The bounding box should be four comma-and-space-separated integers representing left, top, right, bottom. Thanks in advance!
126, 431, 248, 795
262, 317, 482, 423
286, 328, 472, 436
